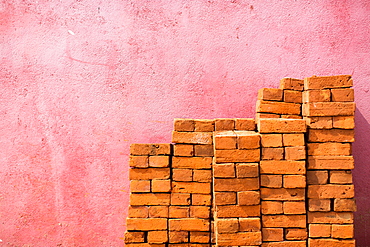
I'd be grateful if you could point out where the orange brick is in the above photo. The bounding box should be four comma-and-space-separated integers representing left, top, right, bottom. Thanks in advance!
194, 119, 214, 132
302, 89, 331, 102
194, 144, 214, 156
216, 218, 239, 233
304, 75, 352, 89
214, 132, 237, 149
130, 144, 151, 155
130, 144, 171, 156
128, 206, 149, 218
262, 228, 283, 241
169, 206, 189, 218
172, 131, 213, 145
171, 193, 191, 205
307, 143, 351, 156
239, 218, 261, 232
190, 232, 210, 243
308, 212, 353, 224
190, 206, 210, 219
260, 160, 305, 174
262, 147, 284, 160
285, 228, 307, 240
303, 102, 355, 116
174, 118, 195, 131
129, 156, 149, 168
334, 198, 357, 212
169, 231, 188, 243
280, 78, 304, 91
214, 192, 237, 205
283, 175, 306, 188
256, 113, 281, 119
283, 201, 306, 214
331, 88, 354, 102
261, 188, 305, 201
235, 118, 256, 131
237, 132, 261, 149
130, 180, 151, 193
236, 163, 259, 178
285, 146, 306, 160
308, 199, 331, 211
309, 224, 331, 238
258, 88, 283, 101
261, 175, 282, 188
308, 129, 354, 142
173, 144, 194, 156
330, 171, 353, 184
213, 163, 235, 178
214, 149, 260, 163
173, 169, 192, 181
129, 168, 170, 180
215, 118, 235, 131
259, 240, 307, 247
262, 215, 306, 228
193, 170, 212, 182
261, 134, 283, 147
217, 232, 262, 246
172, 157, 212, 169
149, 156, 170, 167
307, 170, 328, 185
130, 194, 171, 206
172, 182, 211, 194
308, 156, 354, 170
280, 114, 302, 119
261, 201, 283, 214
216, 205, 260, 218
125, 231, 145, 243
333, 116, 355, 129
192, 194, 211, 205
332, 224, 354, 239
126, 218, 167, 231
308, 238, 355, 247
284, 90, 302, 103
308, 184, 354, 199
256, 100, 301, 115
238, 191, 260, 205
257, 118, 306, 133
306, 116, 333, 129
147, 231, 168, 244
214, 178, 259, 192
152, 180, 171, 192
169, 218, 209, 231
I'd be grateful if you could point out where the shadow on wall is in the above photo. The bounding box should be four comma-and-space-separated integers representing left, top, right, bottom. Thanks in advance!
353, 109, 370, 245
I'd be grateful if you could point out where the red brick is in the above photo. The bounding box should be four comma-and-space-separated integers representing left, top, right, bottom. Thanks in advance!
333, 116, 355, 129
308, 238, 355, 247
214, 132, 237, 150
190, 206, 210, 219
309, 224, 331, 238
332, 224, 354, 239
216, 218, 239, 233
129, 168, 170, 180
189, 232, 210, 243
172, 131, 213, 145
172, 182, 211, 194
307, 143, 351, 156
149, 156, 170, 167
147, 231, 168, 244
238, 191, 260, 205
260, 160, 305, 174
303, 102, 355, 116
262, 228, 283, 241
258, 88, 283, 101
308, 184, 354, 198
308, 199, 331, 211
261, 175, 282, 188
130, 194, 171, 206
302, 89, 331, 103
216, 205, 260, 218
235, 118, 256, 131
174, 118, 195, 131
256, 100, 301, 115
126, 218, 167, 231
261, 241, 306, 247
262, 147, 284, 160
237, 132, 261, 149
194, 144, 214, 156
169, 231, 188, 243
169, 206, 189, 218
284, 90, 302, 103
217, 232, 262, 246
239, 218, 261, 232
331, 88, 354, 102
285, 228, 307, 240
192, 194, 212, 206
308, 212, 353, 224
169, 218, 209, 231
173, 144, 194, 156
261, 201, 283, 214
173, 169, 192, 181
130, 144, 151, 155
172, 157, 212, 169
334, 198, 357, 212
306, 116, 333, 129
307, 170, 328, 185
129, 156, 149, 168
130, 180, 151, 193
256, 113, 281, 119
330, 171, 353, 184
213, 163, 235, 178
283, 175, 306, 188
130, 144, 171, 156
214, 178, 259, 192
283, 201, 306, 214
214, 149, 260, 163
258, 118, 306, 133
214, 192, 237, 205
280, 114, 302, 119
236, 163, 259, 178
308, 129, 354, 142
125, 231, 145, 243
152, 179, 171, 192
171, 193, 191, 205
194, 119, 214, 132
308, 156, 354, 170
193, 170, 212, 182
304, 75, 352, 89
261, 188, 305, 201
215, 118, 235, 131
285, 146, 306, 160
128, 206, 149, 218
262, 215, 306, 228
280, 78, 304, 91
261, 134, 283, 147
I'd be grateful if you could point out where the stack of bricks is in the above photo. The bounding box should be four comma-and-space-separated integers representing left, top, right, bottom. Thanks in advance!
303, 75, 356, 246
213, 118, 262, 246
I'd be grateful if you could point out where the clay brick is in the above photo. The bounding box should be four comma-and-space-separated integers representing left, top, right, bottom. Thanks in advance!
236, 163, 259, 178
285, 228, 307, 240
128, 206, 149, 218
258, 88, 283, 101
280, 78, 304, 91
217, 232, 262, 246
238, 191, 260, 205
215, 118, 235, 131
261, 175, 282, 188
216, 218, 239, 233
237, 131, 261, 149
308, 199, 331, 211
172, 182, 211, 194
308, 212, 353, 224
256, 113, 281, 119
172, 157, 212, 169
281, 114, 303, 119
169, 218, 209, 231
169, 231, 188, 243
303, 102, 355, 116
172, 131, 213, 145
258, 118, 306, 133
130, 144, 171, 156
262, 147, 284, 160
306, 116, 333, 129
174, 118, 195, 131
235, 118, 256, 131
308, 184, 354, 199
334, 198, 357, 212
129, 156, 149, 168
171, 193, 191, 205
147, 231, 168, 244
193, 170, 212, 182
308, 238, 355, 247
261, 134, 283, 147
190, 206, 210, 219
214, 192, 237, 205
173, 169, 192, 181
214, 132, 237, 149
302, 89, 331, 103
309, 224, 331, 238
125, 244, 165, 247
192, 194, 211, 206
213, 163, 235, 178
214, 149, 260, 163
330, 171, 353, 184
256, 100, 301, 115
284, 90, 302, 103
169, 206, 189, 218
304, 75, 352, 89
152, 179, 171, 192
173, 144, 194, 156
283, 175, 306, 188
283, 201, 306, 214
262, 215, 306, 228
261, 188, 305, 201
239, 218, 261, 232
262, 228, 283, 241
260, 160, 305, 174
307, 143, 351, 156
261, 241, 307, 247
125, 231, 145, 243
308, 156, 354, 170
285, 146, 306, 160
194, 144, 214, 156
214, 178, 259, 192
331, 88, 354, 102
129, 168, 170, 180
130, 144, 151, 155
130, 194, 171, 206
126, 218, 167, 231
261, 201, 283, 214
332, 224, 354, 239
149, 156, 170, 167
190, 232, 210, 243
333, 116, 355, 129
307, 170, 328, 185
308, 129, 354, 142
194, 119, 214, 132
216, 205, 260, 218
130, 180, 151, 193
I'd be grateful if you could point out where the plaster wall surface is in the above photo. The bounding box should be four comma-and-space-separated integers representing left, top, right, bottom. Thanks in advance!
0, 0, 370, 246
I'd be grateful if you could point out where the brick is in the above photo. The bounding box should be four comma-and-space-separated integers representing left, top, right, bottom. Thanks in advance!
308, 184, 354, 198
307, 143, 351, 156
217, 232, 262, 246
174, 118, 195, 132
125, 244, 165, 247
172, 131, 213, 145
126, 218, 167, 231
306, 116, 333, 129
308, 199, 331, 211
256, 113, 281, 119
190, 206, 210, 219
214, 192, 237, 205
194, 119, 214, 132
302, 89, 331, 102
261, 134, 283, 147
332, 224, 354, 239
125, 231, 145, 243
333, 116, 355, 129
303, 102, 355, 116
239, 218, 261, 232
214, 149, 260, 163
169, 218, 209, 231
285, 146, 306, 160
171, 193, 191, 205
130, 180, 151, 193
189, 232, 210, 243
147, 231, 168, 244
281, 114, 303, 119
130, 144, 151, 155
309, 224, 331, 238
307, 170, 328, 185
258, 88, 283, 101
283, 201, 306, 214
262, 215, 306, 228
192, 194, 211, 205
130, 144, 171, 156
331, 88, 354, 102
308, 156, 354, 170
213, 163, 235, 178
304, 75, 352, 89
129, 156, 149, 168
261, 201, 283, 214
262, 228, 283, 241
172, 182, 211, 194
256, 100, 301, 115
169, 206, 189, 218
129, 168, 170, 180
261, 241, 307, 247
261, 175, 282, 188
284, 90, 302, 103
308, 212, 353, 224
152, 180, 171, 192
149, 156, 170, 167
258, 118, 306, 133
172, 157, 212, 169
238, 191, 260, 205
214, 178, 259, 192
261, 188, 305, 201
262, 147, 284, 160
194, 144, 214, 156
236, 163, 259, 178
216, 218, 239, 233
237, 131, 261, 149
334, 198, 357, 212
169, 231, 188, 243
235, 118, 256, 131
280, 78, 304, 91
283, 175, 306, 188
130, 194, 171, 206
308, 238, 355, 247
285, 228, 307, 241
260, 160, 305, 174
330, 171, 353, 184
308, 129, 354, 142
128, 206, 149, 218
216, 205, 260, 218
193, 170, 212, 182
174, 144, 194, 156
173, 169, 192, 181
215, 118, 235, 131
214, 132, 237, 150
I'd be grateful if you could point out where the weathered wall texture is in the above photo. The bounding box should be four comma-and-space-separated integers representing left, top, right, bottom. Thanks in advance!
0, 0, 370, 246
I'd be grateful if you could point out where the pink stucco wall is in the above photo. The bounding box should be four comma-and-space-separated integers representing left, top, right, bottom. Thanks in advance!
1, 0, 370, 246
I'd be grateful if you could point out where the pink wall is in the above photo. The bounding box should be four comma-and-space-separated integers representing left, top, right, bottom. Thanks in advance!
1, 0, 370, 246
